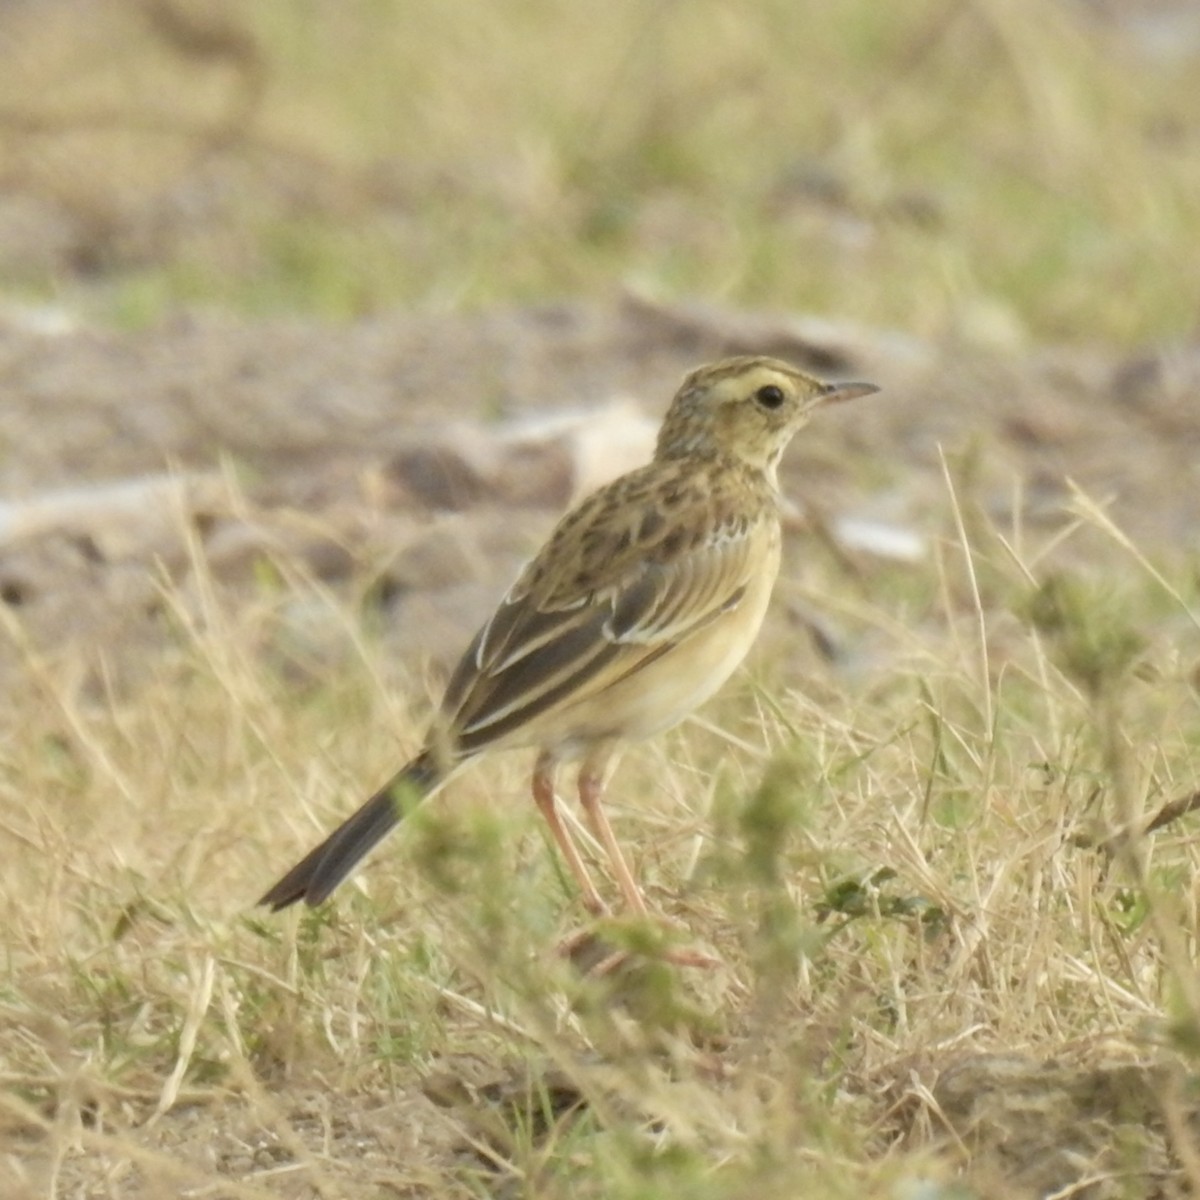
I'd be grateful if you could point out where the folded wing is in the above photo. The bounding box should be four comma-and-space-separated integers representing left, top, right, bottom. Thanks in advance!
437, 465, 764, 753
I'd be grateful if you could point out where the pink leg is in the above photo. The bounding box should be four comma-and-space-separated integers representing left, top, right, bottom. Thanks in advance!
577, 751, 648, 916
532, 751, 607, 915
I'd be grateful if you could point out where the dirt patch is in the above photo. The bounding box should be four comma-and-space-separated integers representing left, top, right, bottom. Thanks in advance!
2, 296, 1197, 696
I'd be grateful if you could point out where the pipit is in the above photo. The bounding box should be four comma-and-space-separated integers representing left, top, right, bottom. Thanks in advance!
260, 357, 878, 919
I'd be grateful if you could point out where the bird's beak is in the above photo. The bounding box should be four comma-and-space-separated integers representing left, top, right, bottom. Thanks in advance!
818, 381, 880, 405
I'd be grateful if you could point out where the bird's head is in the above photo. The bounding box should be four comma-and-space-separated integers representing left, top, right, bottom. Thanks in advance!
655, 356, 878, 478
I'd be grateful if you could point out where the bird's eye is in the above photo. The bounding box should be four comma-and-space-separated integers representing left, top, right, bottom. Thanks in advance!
754, 384, 786, 410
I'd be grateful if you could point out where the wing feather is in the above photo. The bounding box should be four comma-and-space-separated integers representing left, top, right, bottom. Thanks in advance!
447, 536, 762, 749
438, 460, 774, 753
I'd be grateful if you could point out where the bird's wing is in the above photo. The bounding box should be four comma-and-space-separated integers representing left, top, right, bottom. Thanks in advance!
437, 462, 771, 751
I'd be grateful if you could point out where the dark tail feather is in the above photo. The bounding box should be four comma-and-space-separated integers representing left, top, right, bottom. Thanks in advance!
259, 751, 441, 911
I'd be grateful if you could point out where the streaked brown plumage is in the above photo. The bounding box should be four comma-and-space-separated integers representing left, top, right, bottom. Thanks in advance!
259, 356, 878, 915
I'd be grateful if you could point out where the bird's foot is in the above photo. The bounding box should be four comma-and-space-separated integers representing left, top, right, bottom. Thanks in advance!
556, 918, 720, 976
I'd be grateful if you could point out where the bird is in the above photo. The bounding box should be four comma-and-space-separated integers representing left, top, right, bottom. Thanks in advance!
259, 356, 878, 918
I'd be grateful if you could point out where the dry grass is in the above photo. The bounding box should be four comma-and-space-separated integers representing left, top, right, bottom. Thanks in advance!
5, 472, 1200, 1196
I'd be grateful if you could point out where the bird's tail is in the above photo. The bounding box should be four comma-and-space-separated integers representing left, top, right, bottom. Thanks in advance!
258, 750, 442, 911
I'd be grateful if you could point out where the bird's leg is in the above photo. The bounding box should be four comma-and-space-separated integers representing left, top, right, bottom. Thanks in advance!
571, 751, 721, 972
577, 751, 649, 917
532, 751, 608, 915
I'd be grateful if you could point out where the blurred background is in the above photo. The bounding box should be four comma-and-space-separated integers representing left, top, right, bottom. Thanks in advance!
1, 0, 1198, 343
